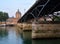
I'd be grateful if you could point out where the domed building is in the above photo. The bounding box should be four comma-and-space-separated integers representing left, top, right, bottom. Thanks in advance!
15, 9, 21, 19
6, 9, 21, 24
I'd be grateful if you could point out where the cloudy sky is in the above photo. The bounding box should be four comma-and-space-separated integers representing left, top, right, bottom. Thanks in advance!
0, 0, 36, 17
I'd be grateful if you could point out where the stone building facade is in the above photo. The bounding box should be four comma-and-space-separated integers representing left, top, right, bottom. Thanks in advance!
6, 9, 21, 24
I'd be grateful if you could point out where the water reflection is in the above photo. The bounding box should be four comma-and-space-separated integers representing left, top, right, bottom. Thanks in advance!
0, 27, 23, 44
23, 31, 31, 39
0, 27, 8, 39
16, 28, 32, 44
23, 39, 32, 44
22, 31, 32, 44
0, 27, 60, 44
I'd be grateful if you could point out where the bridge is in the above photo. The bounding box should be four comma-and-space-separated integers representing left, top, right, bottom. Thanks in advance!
17, 0, 60, 39
18, 0, 60, 23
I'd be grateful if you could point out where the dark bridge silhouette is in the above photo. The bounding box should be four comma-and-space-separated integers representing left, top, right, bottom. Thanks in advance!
18, 0, 60, 23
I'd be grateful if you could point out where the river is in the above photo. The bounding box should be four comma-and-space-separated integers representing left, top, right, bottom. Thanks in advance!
0, 27, 60, 44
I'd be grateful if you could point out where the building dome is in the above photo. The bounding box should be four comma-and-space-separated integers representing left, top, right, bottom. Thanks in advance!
16, 9, 21, 19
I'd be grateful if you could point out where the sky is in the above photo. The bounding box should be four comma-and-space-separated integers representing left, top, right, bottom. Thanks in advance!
0, 0, 36, 17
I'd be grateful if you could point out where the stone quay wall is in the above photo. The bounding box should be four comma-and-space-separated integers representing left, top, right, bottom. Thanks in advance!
32, 24, 60, 39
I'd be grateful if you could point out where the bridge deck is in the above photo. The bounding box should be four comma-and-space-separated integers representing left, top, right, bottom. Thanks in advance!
18, 0, 60, 23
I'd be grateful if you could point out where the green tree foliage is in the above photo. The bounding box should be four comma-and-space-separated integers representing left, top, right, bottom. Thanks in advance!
53, 15, 60, 21
0, 11, 9, 22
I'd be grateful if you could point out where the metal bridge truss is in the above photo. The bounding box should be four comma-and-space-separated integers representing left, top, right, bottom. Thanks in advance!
19, 0, 60, 22
23, 0, 50, 22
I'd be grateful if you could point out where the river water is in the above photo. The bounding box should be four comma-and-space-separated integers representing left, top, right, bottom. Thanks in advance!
0, 27, 60, 44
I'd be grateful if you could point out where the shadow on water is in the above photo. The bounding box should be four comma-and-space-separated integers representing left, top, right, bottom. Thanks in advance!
0, 27, 8, 38
32, 39, 60, 44
16, 29, 32, 44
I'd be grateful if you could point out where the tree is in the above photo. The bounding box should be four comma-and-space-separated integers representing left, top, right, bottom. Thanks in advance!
53, 15, 60, 21
3, 12, 9, 21
0, 12, 3, 21
0, 11, 9, 22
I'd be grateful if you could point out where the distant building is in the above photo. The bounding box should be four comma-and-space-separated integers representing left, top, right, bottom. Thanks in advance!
15, 9, 21, 19
6, 9, 21, 24
39, 17, 52, 21
45, 17, 52, 21
54, 11, 60, 16
39, 17, 45, 21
